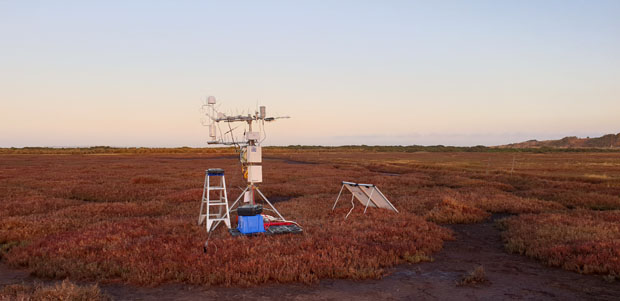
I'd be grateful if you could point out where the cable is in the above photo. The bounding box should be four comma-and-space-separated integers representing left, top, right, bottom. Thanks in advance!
345, 194, 356, 220
261, 214, 304, 230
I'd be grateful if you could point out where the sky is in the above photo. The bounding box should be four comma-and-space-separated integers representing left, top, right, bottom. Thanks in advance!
1, 0, 619, 147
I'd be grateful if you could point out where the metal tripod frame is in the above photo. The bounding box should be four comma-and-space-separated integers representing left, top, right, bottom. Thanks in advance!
210, 184, 286, 231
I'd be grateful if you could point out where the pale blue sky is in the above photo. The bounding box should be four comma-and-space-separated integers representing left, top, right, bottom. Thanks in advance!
1, 1, 619, 147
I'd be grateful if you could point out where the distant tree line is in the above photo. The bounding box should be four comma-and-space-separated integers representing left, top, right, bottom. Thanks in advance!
2, 145, 619, 155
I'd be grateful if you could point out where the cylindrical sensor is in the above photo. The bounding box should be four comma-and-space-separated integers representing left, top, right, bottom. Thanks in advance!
209, 125, 216, 137
259, 106, 266, 119
207, 96, 216, 104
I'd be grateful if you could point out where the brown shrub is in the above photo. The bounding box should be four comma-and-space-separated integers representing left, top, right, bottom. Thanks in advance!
456, 187, 565, 214
0, 201, 171, 245
160, 188, 203, 203
0, 280, 109, 301
517, 189, 620, 210
500, 210, 620, 280
457, 265, 488, 286
130, 176, 165, 184
0, 196, 82, 218
425, 197, 490, 224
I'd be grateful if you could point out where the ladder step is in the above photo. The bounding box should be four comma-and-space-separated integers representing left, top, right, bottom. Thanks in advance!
208, 203, 228, 206
208, 187, 225, 190
209, 218, 228, 221
200, 214, 227, 217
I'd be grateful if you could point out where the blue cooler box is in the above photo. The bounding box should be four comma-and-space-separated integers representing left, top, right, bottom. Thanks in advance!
238, 215, 265, 234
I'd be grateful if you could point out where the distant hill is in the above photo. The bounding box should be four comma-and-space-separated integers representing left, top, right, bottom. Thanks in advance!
499, 133, 620, 149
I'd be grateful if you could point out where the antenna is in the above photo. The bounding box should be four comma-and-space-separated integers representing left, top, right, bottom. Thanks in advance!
202, 96, 290, 146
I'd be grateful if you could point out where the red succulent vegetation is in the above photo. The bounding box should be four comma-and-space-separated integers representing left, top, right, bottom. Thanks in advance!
500, 210, 620, 280
1, 149, 620, 286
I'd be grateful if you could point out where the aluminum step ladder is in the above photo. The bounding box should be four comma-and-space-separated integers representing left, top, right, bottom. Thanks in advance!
198, 168, 231, 232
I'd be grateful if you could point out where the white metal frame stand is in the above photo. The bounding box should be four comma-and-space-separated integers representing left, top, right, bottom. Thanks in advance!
332, 181, 398, 219
198, 168, 231, 232
333, 183, 377, 219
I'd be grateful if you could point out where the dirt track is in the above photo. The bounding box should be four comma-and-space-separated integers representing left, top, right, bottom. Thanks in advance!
3, 215, 618, 300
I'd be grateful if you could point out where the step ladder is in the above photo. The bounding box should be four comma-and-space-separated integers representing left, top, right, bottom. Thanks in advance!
198, 168, 231, 232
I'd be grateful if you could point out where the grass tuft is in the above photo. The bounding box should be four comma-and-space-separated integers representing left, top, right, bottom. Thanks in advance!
457, 265, 488, 286
0, 280, 110, 301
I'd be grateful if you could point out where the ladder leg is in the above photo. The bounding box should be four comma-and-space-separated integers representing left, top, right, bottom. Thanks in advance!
198, 171, 208, 225
223, 176, 231, 228
206, 176, 211, 232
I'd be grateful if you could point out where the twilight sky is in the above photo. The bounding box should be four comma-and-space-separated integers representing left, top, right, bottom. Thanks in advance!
1, 1, 619, 147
